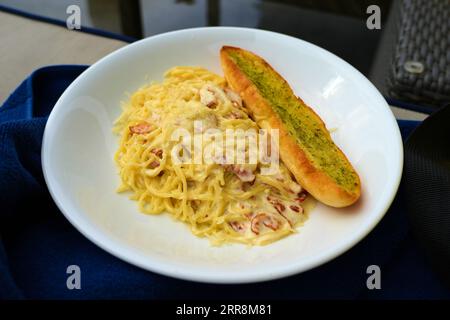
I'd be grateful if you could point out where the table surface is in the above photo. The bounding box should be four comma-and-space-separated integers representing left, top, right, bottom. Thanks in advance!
0, 10, 427, 121
0, 11, 126, 105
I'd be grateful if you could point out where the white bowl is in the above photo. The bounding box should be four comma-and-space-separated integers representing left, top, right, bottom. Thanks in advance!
42, 27, 403, 284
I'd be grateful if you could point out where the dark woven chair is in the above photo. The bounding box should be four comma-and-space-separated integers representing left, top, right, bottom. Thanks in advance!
387, 0, 450, 108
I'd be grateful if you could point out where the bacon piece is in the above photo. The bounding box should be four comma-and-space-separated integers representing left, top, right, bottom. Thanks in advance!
290, 205, 302, 213
229, 221, 246, 233
151, 148, 163, 158
225, 165, 255, 182
129, 122, 152, 134
199, 85, 218, 108
148, 160, 160, 169
267, 196, 293, 226
295, 191, 308, 203
200, 84, 240, 109
225, 111, 244, 119
251, 213, 280, 235
263, 218, 280, 231
267, 196, 286, 213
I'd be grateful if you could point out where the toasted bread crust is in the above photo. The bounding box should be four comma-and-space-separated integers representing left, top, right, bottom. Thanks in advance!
220, 46, 361, 207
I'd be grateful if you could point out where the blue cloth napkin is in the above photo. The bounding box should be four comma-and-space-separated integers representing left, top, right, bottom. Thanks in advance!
1, 65, 449, 300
